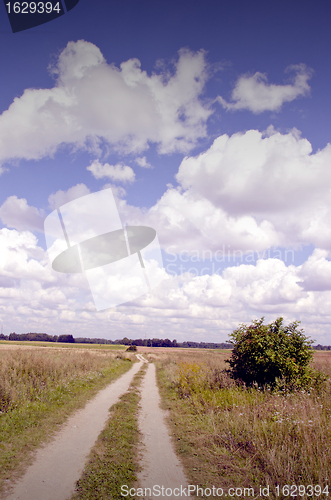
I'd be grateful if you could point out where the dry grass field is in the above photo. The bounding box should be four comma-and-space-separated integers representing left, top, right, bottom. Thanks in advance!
1, 343, 330, 499
150, 349, 331, 499
0, 345, 135, 494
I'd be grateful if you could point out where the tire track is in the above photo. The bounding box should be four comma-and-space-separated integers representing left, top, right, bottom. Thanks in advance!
137, 362, 189, 499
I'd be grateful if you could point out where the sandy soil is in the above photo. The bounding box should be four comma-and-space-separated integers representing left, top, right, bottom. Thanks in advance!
4, 360, 143, 500
137, 363, 189, 500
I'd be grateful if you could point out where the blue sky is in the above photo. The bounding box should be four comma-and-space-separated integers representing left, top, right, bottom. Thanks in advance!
1, 0, 331, 343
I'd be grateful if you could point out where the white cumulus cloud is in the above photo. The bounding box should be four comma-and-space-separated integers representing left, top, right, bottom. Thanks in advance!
0, 223, 331, 342
218, 64, 312, 113
176, 128, 327, 215
0, 196, 44, 232
87, 160, 135, 183
297, 249, 331, 291
116, 127, 331, 255
48, 183, 91, 210
0, 41, 212, 168
135, 156, 153, 169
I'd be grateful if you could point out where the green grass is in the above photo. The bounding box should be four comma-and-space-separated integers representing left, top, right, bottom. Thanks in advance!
0, 346, 135, 495
154, 350, 331, 500
70, 363, 148, 500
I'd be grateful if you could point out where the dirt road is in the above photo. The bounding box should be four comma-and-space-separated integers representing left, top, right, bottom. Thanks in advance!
4, 360, 143, 500
5, 358, 189, 500
137, 363, 188, 499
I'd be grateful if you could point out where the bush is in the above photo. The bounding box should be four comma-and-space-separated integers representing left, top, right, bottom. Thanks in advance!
226, 317, 321, 390
126, 345, 137, 352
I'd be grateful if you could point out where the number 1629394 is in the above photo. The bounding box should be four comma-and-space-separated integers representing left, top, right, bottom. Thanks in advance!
5, 2, 61, 14
275, 485, 329, 496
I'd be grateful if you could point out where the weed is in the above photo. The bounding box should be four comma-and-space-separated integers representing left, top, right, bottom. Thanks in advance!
0, 346, 134, 495
154, 350, 331, 499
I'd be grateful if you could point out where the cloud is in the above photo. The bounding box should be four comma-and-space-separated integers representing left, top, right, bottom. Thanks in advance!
114, 127, 331, 255
0, 228, 48, 281
1, 223, 331, 342
0, 41, 212, 168
135, 187, 280, 253
0, 196, 44, 232
223, 258, 304, 307
0, 227, 92, 329
297, 249, 331, 291
101, 183, 127, 199
87, 159, 135, 183
135, 156, 153, 169
172, 128, 331, 250
49, 38, 105, 82
175, 128, 325, 215
48, 183, 91, 210
218, 64, 312, 113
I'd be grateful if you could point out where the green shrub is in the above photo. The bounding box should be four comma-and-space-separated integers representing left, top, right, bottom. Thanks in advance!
126, 345, 137, 352
226, 317, 322, 390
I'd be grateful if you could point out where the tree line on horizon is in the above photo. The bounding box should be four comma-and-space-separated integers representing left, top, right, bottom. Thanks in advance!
0, 332, 330, 350
0, 332, 75, 343
0, 332, 233, 349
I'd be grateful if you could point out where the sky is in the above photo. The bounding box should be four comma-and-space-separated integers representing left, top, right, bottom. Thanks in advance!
1, 0, 331, 343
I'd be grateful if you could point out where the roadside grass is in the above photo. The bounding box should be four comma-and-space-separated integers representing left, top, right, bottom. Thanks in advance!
71, 363, 148, 500
153, 350, 331, 499
0, 346, 135, 495
0, 340, 126, 350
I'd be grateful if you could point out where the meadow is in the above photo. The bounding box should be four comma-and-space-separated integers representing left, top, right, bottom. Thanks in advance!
152, 349, 331, 499
2, 343, 330, 499
0, 344, 134, 495
0, 340, 126, 350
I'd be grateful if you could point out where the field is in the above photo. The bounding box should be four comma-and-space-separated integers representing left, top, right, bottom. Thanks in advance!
1, 344, 331, 499
0, 344, 135, 495
0, 340, 126, 350
150, 349, 331, 499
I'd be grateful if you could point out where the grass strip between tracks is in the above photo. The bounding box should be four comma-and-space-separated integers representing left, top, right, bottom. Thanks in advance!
71, 362, 148, 500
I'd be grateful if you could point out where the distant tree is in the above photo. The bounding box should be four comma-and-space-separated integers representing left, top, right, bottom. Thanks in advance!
132, 339, 143, 346
126, 344, 137, 351
58, 334, 75, 343
226, 317, 324, 390
9, 332, 20, 341
313, 344, 331, 351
